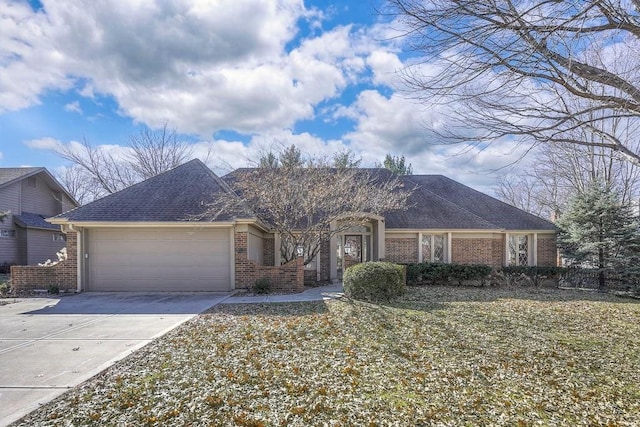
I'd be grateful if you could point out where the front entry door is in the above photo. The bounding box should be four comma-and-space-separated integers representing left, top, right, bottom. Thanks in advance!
344, 235, 362, 269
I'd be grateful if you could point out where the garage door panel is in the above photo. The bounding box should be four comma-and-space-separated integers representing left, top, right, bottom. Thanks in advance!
87, 228, 231, 292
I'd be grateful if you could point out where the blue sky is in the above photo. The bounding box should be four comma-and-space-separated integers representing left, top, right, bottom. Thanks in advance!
0, 0, 524, 193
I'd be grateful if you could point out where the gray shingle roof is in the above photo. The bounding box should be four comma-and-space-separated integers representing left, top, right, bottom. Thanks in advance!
54, 159, 252, 222
54, 162, 555, 231
14, 212, 61, 230
387, 175, 556, 230
0, 167, 43, 188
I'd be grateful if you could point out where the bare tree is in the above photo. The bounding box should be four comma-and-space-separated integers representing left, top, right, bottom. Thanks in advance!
216, 149, 411, 265
128, 124, 193, 179
54, 123, 193, 202
56, 165, 104, 205
496, 140, 640, 218
386, 0, 640, 166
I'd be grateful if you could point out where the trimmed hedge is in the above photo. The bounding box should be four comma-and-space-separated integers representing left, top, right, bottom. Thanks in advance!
343, 262, 405, 302
406, 263, 492, 286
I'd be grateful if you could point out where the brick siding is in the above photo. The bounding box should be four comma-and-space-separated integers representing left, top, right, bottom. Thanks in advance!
385, 237, 419, 263
537, 236, 558, 267
235, 232, 304, 292
263, 237, 275, 266
452, 237, 503, 267
10, 232, 78, 292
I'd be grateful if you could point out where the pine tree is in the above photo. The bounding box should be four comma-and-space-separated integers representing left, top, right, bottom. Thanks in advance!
556, 181, 640, 291
383, 154, 413, 175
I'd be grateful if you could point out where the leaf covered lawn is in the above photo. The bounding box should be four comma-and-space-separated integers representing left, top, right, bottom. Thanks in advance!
16, 287, 640, 426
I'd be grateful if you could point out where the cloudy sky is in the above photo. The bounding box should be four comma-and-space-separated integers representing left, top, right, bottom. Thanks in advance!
0, 0, 526, 193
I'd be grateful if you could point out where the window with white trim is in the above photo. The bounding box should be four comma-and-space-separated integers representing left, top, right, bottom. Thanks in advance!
53, 233, 66, 242
422, 234, 446, 263
508, 234, 529, 266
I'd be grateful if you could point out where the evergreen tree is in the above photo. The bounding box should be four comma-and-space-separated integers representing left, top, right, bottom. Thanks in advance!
383, 154, 413, 175
556, 181, 640, 291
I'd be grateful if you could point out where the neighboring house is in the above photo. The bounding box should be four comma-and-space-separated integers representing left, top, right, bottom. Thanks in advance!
44, 159, 557, 292
0, 167, 78, 265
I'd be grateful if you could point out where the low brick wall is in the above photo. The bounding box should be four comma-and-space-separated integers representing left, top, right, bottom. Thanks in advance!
10, 232, 78, 292
236, 258, 304, 292
235, 232, 304, 292
10, 263, 75, 292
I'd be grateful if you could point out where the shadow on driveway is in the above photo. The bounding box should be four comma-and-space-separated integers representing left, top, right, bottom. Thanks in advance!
22, 292, 232, 315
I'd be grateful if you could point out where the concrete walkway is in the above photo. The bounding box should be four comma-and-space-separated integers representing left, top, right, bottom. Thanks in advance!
224, 283, 344, 304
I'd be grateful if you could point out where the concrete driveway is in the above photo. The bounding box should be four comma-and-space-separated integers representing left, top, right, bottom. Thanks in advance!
0, 292, 229, 426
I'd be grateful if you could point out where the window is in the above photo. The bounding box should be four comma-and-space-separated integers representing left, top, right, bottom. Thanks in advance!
422, 234, 446, 262
508, 234, 529, 266
0, 229, 15, 238
53, 233, 66, 242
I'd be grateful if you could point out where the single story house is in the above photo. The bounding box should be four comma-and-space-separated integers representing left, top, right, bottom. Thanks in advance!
0, 167, 78, 266
33, 159, 555, 292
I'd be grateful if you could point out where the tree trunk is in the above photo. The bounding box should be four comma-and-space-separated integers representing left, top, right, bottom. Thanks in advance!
598, 247, 606, 292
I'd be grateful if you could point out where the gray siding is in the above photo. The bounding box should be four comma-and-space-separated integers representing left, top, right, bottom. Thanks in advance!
21, 174, 60, 216
0, 182, 21, 264
61, 194, 77, 213
26, 229, 66, 265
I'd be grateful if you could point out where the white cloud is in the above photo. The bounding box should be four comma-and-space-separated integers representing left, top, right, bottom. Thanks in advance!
64, 101, 82, 114
0, 0, 390, 137
24, 137, 64, 151
367, 51, 403, 87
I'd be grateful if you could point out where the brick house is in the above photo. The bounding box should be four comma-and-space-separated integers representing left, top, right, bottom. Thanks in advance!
13, 159, 556, 292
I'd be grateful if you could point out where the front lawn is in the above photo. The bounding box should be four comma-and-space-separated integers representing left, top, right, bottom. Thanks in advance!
16, 287, 640, 426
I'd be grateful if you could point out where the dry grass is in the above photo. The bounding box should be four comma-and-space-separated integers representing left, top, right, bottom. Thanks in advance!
16, 286, 640, 426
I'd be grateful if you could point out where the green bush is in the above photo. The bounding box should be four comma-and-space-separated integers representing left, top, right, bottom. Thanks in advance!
405, 263, 492, 286
252, 277, 271, 294
343, 262, 405, 302
499, 266, 566, 287
48, 284, 60, 295
0, 282, 10, 297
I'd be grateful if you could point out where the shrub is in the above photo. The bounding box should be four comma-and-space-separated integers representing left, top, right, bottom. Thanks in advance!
343, 262, 405, 302
252, 277, 271, 294
405, 263, 492, 286
499, 266, 566, 287
0, 282, 10, 297
48, 285, 60, 295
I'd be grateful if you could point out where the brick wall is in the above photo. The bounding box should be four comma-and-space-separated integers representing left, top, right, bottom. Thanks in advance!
263, 237, 275, 266
385, 237, 419, 263
235, 232, 304, 292
10, 232, 78, 292
537, 236, 558, 267
452, 237, 503, 267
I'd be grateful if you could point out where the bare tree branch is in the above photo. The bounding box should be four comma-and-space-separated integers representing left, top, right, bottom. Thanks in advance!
210, 148, 411, 265
386, 0, 640, 166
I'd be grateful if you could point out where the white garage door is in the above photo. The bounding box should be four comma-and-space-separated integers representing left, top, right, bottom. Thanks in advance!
86, 228, 231, 292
